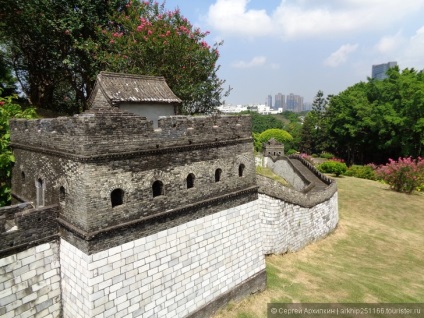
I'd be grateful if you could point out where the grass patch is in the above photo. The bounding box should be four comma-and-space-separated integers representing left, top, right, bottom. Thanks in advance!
213, 177, 424, 317
256, 166, 290, 187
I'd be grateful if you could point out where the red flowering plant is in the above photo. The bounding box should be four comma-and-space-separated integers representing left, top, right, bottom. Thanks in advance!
93, 0, 227, 114
375, 157, 424, 193
300, 153, 314, 165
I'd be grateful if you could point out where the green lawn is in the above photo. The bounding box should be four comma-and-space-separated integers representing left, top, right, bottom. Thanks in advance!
214, 177, 424, 318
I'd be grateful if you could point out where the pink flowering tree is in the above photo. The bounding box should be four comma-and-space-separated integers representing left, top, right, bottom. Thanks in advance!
94, 0, 229, 114
375, 157, 424, 193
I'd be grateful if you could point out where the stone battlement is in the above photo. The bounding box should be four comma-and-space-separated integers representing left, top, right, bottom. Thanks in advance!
0, 204, 59, 258
10, 109, 252, 157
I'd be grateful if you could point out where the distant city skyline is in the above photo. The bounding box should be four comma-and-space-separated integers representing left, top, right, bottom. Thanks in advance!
265, 92, 306, 112
164, 0, 424, 105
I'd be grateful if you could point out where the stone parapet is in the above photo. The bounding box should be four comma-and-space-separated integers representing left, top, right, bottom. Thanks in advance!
257, 175, 337, 208
0, 205, 59, 258
10, 110, 252, 157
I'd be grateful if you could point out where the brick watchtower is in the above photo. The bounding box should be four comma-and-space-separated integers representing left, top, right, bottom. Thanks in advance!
8, 73, 266, 317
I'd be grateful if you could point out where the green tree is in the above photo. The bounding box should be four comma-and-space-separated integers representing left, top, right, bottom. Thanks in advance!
1, 1, 228, 114
0, 52, 17, 97
300, 90, 330, 154
258, 128, 293, 150
0, 92, 37, 206
0, 0, 127, 113
325, 67, 424, 164
240, 111, 284, 134
95, 1, 228, 114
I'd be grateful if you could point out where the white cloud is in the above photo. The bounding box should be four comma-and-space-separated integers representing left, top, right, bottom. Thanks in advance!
324, 44, 358, 67
232, 56, 267, 68
207, 0, 273, 37
207, 0, 424, 39
375, 32, 404, 54
402, 26, 424, 69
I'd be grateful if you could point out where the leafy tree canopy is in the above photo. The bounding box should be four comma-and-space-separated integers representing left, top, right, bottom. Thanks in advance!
0, 0, 228, 114
258, 128, 293, 145
239, 111, 284, 133
94, 1, 228, 114
325, 67, 424, 164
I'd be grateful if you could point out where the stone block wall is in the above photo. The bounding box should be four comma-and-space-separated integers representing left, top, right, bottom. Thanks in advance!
60, 200, 266, 318
0, 242, 61, 318
259, 193, 338, 254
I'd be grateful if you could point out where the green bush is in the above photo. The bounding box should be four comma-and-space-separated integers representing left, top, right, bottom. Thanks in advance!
286, 149, 298, 155
320, 152, 334, 159
344, 165, 376, 180
317, 161, 347, 177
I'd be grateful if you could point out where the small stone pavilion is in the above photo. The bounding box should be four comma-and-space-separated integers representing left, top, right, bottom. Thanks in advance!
263, 137, 285, 158
88, 71, 182, 127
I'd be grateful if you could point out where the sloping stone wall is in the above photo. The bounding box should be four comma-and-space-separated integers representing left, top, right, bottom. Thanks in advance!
257, 155, 339, 255
259, 192, 338, 254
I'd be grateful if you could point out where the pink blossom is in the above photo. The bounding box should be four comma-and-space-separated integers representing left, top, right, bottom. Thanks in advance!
147, 30, 152, 35
137, 25, 143, 31
110, 39, 115, 44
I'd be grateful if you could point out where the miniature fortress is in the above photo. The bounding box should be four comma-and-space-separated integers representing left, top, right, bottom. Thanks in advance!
0, 73, 338, 318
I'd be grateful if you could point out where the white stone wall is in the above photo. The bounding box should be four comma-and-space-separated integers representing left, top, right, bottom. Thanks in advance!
260, 192, 339, 254
0, 242, 61, 318
60, 200, 265, 318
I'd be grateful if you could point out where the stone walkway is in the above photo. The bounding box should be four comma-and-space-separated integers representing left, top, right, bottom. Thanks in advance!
289, 158, 329, 192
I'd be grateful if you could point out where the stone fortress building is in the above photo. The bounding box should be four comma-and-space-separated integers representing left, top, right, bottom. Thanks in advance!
0, 73, 338, 317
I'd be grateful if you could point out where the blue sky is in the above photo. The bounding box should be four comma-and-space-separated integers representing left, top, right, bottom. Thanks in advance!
164, 0, 424, 105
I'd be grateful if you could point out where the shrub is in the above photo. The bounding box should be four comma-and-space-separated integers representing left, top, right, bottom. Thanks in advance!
320, 152, 334, 159
375, 157, 424, 193
286, 149, 298, 155
317, 160, 347, 177
344, 165, 376, 180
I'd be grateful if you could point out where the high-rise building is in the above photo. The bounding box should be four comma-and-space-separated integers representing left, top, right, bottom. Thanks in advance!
372, 61, 397, 80
286, 93, 304, 112
266, 95, 272, 108
275, 93, 285, 110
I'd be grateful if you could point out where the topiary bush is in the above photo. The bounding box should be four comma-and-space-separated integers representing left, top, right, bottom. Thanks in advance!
344, 165, 376, 180
375, 157, 424, 193
258, 128, 293, 146
317, 160, 347, 177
